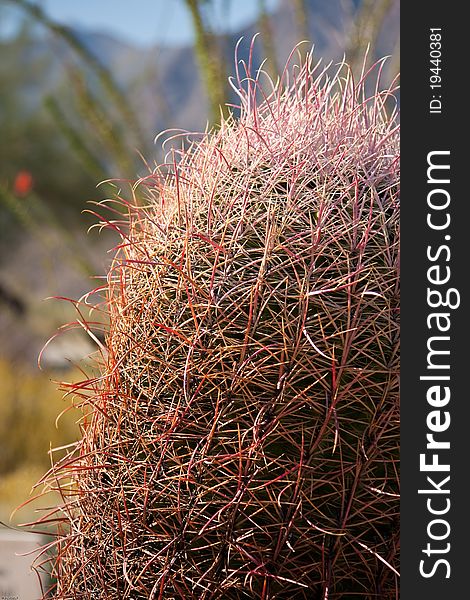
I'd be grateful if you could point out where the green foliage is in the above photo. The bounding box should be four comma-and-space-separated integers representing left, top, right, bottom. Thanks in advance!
185, 0, 230, 125
0, 29, 100, 247
7, 0, 146, 153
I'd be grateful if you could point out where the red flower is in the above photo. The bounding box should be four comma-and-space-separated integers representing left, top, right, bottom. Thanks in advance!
13, 170, 33, 197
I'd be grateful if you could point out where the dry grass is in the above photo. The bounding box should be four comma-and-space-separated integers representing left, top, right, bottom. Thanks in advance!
33, 49, 399, 599
0, 360, 80, 526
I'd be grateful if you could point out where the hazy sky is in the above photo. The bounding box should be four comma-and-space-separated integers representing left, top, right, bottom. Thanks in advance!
1, 0, 280, 47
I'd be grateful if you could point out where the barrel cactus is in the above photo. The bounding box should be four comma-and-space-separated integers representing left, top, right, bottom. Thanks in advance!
44, 52, 399, 599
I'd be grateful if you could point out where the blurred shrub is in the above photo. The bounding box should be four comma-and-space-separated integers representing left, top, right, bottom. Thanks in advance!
0, 360, 80, 522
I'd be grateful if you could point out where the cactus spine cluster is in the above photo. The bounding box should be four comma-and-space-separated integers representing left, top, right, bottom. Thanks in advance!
42, 51, 400, 599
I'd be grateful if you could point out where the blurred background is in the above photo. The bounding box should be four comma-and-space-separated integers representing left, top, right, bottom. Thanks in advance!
0, 0, 399, 531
